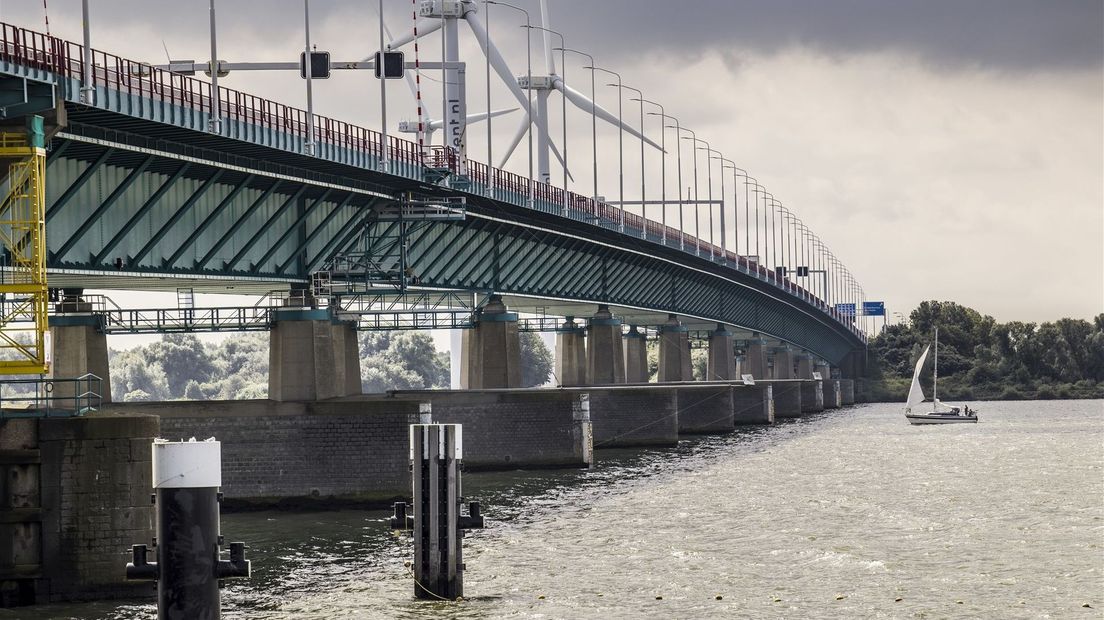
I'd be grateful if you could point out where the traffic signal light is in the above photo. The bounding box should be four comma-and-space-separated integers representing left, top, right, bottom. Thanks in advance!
300, 51, 331, 79
375, 51, 405, 79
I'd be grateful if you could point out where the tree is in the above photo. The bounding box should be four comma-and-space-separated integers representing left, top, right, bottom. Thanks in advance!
519, 332, 553, 387
360, 331, 450, 393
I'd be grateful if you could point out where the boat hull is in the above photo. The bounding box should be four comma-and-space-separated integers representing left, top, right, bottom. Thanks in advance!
905, 413, 978, 425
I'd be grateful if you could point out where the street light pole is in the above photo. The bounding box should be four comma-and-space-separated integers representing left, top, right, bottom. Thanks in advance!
658, 114, 685, 249
558, 47, 596, 204
526, 25, 568, 216
640, 102, 667, 244
621, 85, 646, 238
691, 142, 716, 259
486, 1, 532, 207
590, 66, 624, 231
677, 127, 700, 255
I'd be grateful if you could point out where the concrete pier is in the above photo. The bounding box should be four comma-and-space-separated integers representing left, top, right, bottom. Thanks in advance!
555, 318, 588, 386
773, 347, 796, 380
657, 315, 692, 382
733, 383, 774, 424
460, 296, 521, 389
706, 325, 737, 381
586, 306, 625, 384
269, 308, 361, 401
745, 336, 768, 379
48, 294, 111, 404
623, 326, 649, 383
676, 384, 734, 433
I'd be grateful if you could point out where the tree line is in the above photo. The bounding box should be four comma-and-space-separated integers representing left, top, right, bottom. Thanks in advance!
108, 330, 553, 402
867, 301, 1104, 401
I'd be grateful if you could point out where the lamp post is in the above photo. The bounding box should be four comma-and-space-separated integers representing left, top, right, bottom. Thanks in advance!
485, 1, 532, 208
658, 114, 686, 249
526, 25, 568, 216
748, 181, 765, 269
676, 127, 700, 255
557, 47, 596, 205
588, 65, 624, 231
703, 149, 729, 262
716, 156, 736, 264
619, 85, 645, 238
639, 100, 668, 245
686, 138, 714, 258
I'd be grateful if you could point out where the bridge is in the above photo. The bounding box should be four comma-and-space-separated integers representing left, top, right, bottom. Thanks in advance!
0, 14, 868, 402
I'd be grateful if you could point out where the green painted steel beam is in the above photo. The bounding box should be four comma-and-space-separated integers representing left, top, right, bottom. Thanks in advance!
164, 176, 268, 269
306, 206, 377, 273
94, 162, 192, 265
228, 188, 332, 272
198, 183, 301, 271
132, 169, 226, 266
54, 155, 153, 261
255, 192, 351, 272
276, 196, 375, 275
45, 148, 113, 222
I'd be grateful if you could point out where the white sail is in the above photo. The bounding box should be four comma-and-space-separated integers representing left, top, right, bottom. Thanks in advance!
905, 345, 930, 413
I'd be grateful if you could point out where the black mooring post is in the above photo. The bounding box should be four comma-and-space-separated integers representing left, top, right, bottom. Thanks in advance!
392, 424, 485, 600
126, 439, 250, 620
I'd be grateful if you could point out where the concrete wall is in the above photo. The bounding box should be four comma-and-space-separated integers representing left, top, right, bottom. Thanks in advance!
840, 379, 856, 405
387, 390, 593, 470
575, 386, 679, 448
675, 385, 734, 434
0, 414, 158, 606
769, 380, 803, 418
824, 380, 842, 409
733, 383, 774, 425
800, 380, 825, 413
106, 400, 419, 507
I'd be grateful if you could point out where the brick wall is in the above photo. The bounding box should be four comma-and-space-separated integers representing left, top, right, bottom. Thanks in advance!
675, 385, 734, 433
386, 390, 592, 470
104, 400, 419, 507
733, 384, 774, 425
770, 381, 804, 418
577, 387, 679, 448
800, 380, 824, 413
37, 413, 159, 603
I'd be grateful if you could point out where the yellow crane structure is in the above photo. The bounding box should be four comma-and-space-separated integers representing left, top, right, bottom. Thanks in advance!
0, 117, 49, 375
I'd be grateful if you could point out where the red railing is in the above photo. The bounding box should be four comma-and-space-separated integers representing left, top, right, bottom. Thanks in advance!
0, 21, 861, 340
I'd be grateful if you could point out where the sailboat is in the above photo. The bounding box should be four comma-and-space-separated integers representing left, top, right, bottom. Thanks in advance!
904, 327, 978, 424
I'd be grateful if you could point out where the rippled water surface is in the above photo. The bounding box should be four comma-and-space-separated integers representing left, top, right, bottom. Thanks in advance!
7, 400, 1102, 619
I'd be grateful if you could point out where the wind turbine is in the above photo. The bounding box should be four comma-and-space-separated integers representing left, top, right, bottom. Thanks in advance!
384, 0, 659, 187
371, 10, 519, 148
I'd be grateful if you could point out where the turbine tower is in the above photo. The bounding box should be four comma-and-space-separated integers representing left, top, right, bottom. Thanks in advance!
386, 0, 659, 187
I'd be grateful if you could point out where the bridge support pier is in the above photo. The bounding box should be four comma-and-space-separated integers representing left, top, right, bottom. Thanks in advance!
733, 383, 774, 425
657, 315, 692, 382
623, 325, 649, 383
770, 347, 802, 418
555, 317, 587, 386
706, 324, 737, 381
49, 293, 111, 405
460, 296, 521, 389
269, 306, 360, 402
745, 336, 768, 380
586, 306, 625, 385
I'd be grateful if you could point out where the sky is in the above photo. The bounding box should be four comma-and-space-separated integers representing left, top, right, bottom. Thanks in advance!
1, 0, 1101, 325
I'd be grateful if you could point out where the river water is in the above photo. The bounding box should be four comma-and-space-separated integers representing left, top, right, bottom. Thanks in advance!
7, 399, 1102, 619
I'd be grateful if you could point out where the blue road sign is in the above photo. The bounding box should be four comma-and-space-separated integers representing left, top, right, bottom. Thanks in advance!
862, 301, 885, 316
835, 303, 856, 316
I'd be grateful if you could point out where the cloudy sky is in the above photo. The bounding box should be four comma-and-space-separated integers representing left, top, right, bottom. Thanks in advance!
2, 0, 1101, 324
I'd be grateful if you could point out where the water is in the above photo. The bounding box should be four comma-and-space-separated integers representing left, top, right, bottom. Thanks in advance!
7, 400, 1102, 619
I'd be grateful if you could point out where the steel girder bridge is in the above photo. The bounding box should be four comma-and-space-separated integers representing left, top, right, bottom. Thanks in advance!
0, 22, 865, 365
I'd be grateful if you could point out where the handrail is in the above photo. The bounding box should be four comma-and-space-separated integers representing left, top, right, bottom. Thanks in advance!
0, 20, 863, 342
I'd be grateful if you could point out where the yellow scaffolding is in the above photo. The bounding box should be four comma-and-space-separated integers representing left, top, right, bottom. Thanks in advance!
0, 132, 49, 374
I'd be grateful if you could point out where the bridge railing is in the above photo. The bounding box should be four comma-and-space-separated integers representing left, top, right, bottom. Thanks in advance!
0, 20, 863, 342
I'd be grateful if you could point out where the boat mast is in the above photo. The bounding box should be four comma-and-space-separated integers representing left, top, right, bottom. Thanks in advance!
933, 326, 939, 403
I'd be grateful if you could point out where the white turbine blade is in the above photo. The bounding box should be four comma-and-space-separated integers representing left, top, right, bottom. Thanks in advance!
369, 16, 442, 55
465, 11, 535, 112
539, 0, 556, 75
497, 114, 531, 168
466, 107, 518, 124
547, 137, 575, 183
555, 79, 663, 151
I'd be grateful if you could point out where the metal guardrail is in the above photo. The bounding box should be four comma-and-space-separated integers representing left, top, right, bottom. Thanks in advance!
0, 20, 864, 342
0, 373, 102, 417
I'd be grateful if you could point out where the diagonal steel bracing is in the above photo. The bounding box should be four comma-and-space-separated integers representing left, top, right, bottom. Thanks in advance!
131, 170, 227, 266
226, 188, 333, 272
94, 163, 192, 265
55, 155, 154, 261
